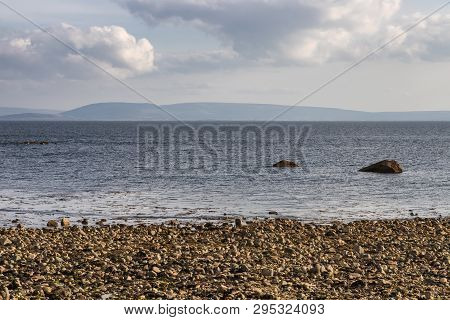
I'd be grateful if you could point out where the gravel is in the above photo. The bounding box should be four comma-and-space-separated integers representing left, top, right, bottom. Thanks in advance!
0, 217, 448, 300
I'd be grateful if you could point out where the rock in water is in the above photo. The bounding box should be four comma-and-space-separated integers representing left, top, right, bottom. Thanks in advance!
359, 160, 403, 174
272, 160, 299, 168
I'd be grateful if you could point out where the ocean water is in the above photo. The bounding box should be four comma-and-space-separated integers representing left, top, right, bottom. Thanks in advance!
0, 121, 448, 227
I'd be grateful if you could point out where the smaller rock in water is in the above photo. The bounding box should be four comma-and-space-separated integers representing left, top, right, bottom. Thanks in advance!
61, 218, 70, 228
47, 220, 58, 228
268, 211, 278, 215
81, 218, 89, 225
272, 160, 299, 168
359, 160, 403, 174
18, 140, 49, 145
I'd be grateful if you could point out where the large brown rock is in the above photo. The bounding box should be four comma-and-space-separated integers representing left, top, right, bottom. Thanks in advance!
359, 160, 403, 174
272, 160, 299, 168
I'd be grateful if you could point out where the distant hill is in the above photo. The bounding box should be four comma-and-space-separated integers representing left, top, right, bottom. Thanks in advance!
0, 113, 66, 121
61, 102, 165, 121
0, 107, 56, 117
1, 102, 450, 121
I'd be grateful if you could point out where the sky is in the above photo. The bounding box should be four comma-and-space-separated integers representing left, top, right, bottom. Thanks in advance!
0, 0, 449, 111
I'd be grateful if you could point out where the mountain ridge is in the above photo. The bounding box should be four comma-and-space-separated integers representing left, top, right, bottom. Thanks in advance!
1, 102, 450, 121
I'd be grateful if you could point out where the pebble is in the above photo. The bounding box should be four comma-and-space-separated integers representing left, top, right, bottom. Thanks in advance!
355, 245, 365, 255
101, 293, 112, 300
47, 220, 58, 228
61, 218, 70, 228
96, 219, 107, 226
1, 237, 12, 246
1, 287, 10, 300
349, 273, 362, 279
152, 266, 161, 273
42, 286, 53, 295
261, 268, 274, 277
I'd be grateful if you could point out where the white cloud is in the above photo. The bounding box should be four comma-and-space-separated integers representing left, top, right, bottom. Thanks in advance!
118, 0, 450, 66
0, 24, 155, 79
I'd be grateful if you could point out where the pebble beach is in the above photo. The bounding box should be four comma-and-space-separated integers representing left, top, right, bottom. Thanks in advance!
0, 217, 448, 300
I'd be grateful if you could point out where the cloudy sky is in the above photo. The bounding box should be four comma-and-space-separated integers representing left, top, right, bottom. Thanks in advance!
0, 0, 449, 111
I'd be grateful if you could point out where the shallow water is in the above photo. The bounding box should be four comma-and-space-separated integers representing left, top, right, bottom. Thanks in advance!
0, 121, 448, 226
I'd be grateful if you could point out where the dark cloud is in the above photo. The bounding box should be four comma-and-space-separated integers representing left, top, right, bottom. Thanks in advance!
118, 0, 322, 58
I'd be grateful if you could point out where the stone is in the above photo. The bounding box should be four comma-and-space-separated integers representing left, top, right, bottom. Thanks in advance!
152, 266, 161, 273
235, 218, 243, 227
101, 293, 113, 300
81, 219, 89, 225
1, 287, 10, 300
350, 279, 366, 289
272, 160, 299, 168
96, 219, 107, 226
261, 268, 274, 277
355, 245, 365, 255
47, 220, 58, 228
359, 160, 403, 174
1, 237, 12, 246
268, 211, 278, 215
42, 286, 53, 295
61, 218, 70, 227
252, 288, 263, 295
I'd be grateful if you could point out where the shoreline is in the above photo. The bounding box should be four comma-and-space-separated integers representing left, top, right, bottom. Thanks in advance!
0, 217, 448, 300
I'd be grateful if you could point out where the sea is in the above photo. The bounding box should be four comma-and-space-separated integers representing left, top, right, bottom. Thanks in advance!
0, 121, 448, 227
